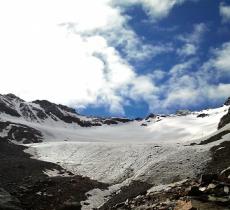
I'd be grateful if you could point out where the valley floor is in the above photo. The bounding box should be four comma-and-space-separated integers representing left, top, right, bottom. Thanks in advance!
26, 124, 230, 209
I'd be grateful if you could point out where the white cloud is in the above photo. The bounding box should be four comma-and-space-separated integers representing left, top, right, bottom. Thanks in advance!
1, 0, 226, 115
208, 83, 230, 100
178, 23, 207, 44
220, 3, 230, 23
150, 42, 230, 112
0, 0, 169, 114
177, 43, 197, 56
213, 42, 230, 72
169, 60, 195, 76
163, 88, 199, 108
177, 23, 207, 57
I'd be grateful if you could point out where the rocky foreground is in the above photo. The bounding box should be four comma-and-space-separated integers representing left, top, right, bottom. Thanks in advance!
112, 172, 230, 210
0, 138, 108, 210
100, 141, 230, 210
1, 138, 230, 210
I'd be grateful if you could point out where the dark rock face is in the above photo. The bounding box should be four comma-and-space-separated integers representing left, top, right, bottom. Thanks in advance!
224, 97, 230, 106
135, 117, 142, 121
0, 100, 20, 117
32, 100, 68, 121
57, 104, 76, 114
100, 181, 152, 210
0, 121, 43, 144
103, 119, 118, 125
141, 123, 147, 126
4, 94, 24, 103
32, 100, 126, 127
145, 113, 155, 120
111, 118, 132, 123
218, 108, 230, 129
19, 104, 38, 121
206, 141, 230, 175
197, 130, 230, 145
197, 113, 209, 118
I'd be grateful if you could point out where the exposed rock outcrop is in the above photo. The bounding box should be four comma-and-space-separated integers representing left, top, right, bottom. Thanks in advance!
0, 121, 43, 144
218, 107, 230, 129
224, 97, 230, 106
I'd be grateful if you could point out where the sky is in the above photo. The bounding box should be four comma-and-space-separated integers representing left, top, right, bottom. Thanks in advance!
0, 0, 230, 118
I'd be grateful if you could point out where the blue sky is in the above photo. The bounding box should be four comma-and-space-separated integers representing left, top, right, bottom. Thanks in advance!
0, 0, 230, 118
81, 0, 230, 117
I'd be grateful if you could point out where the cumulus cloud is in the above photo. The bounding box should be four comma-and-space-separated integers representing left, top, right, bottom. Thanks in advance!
213, 42, 230, 72
177, 43, 197, 56
177, 23, 207, 57
1, 0, 174, 114
150, 42, 230, 112
220, 3, 230, 23
208, 84, 230, 100
0, 0, 228, 115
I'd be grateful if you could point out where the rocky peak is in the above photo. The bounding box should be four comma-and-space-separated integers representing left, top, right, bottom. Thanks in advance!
145, 113, 155, 120
32, 100, 76, 116
0, 94, 133, 127
0, 94, 21, 117
4, 93, 24, 102
32, 100, 69, 121
57, 104, 76, 114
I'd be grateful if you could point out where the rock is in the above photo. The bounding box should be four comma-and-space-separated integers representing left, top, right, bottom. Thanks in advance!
220, 167, 230, 178
176, 110, 191, 116
224, 97, 230, 106
103, 119, 118, 125
207, 183, 216, 190
218, 107, 230, 129
113, 202, 125, 208
188, 186, 203, 196
145, 113, 155, 120
141, 123, 147, 126
0, 188, 22, 210
199, 187, 207, 192
59, 201, 81, 210
197, 113, 209, 118
174, 200, 193, 210
208, 195, 230, 203
199, 174, 218, 185
191, 199, 228, 210
224, 186, 229, 194
36, 192, 42, 196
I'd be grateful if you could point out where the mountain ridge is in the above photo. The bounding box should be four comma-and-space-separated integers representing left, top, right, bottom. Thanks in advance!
0, 93, 133, 127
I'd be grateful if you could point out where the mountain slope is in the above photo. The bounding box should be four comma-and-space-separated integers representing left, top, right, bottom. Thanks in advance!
1, 94, 230, 209
0, 93, 228, 144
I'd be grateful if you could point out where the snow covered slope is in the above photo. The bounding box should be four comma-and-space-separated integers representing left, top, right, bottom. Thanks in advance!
1, 94, 230, 209
23, 105, 229, 183
0, 93, 229, 143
